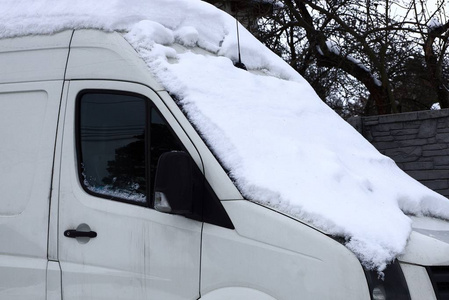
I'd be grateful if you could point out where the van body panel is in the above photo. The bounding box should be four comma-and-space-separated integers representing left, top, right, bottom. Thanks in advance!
66, 30, 163, 90
399, 216, 449, 265
47, 261, 62, 300
400, 263, 437, 300
0, 256, 47, 300
0, 31, 71, 84
47, 81, 70, 263
399, 230, 449, 265
201, 200, 369, 300
57, 80, 202, 299
0, 81, 63, 299
200, 287, 277, 300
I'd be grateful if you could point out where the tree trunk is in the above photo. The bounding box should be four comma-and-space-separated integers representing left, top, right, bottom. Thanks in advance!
284, 0, 393, 115
424, 24, 449, 109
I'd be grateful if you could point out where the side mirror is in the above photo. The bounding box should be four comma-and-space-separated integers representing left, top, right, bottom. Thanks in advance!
153, 151, 199, 216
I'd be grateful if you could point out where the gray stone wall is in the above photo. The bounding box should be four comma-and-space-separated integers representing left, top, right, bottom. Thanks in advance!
348, 109, 449, 198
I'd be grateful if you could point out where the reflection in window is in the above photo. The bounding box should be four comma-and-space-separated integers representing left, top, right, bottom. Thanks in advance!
79, 93, 146, 202
78, 92, 183, 206
150, 108, 182, 196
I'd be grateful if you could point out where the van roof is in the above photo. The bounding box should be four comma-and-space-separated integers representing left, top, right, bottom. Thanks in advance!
0, 30, 163, 87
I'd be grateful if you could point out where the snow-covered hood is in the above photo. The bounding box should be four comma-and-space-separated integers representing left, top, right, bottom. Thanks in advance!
2, 0, 449, 272
400, 217, 449, 265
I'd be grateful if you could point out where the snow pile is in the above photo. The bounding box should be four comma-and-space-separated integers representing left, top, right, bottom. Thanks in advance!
431, 102, 441, 110
2, 0, 449, 271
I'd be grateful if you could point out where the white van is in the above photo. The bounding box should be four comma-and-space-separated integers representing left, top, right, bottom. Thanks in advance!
0, 28, 449, 300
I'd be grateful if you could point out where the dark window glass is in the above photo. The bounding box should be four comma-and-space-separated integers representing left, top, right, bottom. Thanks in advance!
79, 93, 147, 203
78, 92, 182, 206
149, 108, 183, 197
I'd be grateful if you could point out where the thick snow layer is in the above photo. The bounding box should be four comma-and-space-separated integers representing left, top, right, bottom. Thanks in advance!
2, 0, 449, 271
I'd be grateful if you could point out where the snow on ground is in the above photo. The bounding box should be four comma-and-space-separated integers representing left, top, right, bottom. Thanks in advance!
2, 0, 449, 271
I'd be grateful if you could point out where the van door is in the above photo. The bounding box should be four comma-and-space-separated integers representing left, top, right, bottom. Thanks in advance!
0, 82, 62, 299
58, 80, 202, 299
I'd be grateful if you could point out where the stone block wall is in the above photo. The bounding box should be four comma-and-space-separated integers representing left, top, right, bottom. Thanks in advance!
348, 109, 449, 198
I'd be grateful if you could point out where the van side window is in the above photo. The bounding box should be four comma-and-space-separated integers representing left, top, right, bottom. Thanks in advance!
77, 91, 182, 206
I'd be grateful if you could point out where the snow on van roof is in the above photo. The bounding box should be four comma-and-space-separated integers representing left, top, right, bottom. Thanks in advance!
3, 0, 449, 271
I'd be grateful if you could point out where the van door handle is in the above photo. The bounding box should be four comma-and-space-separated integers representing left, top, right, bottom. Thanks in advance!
64, 229, 97, 238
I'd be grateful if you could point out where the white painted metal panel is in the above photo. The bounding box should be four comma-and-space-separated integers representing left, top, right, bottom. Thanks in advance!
200, 287, 277, 299
66, 30, 163, 90
400, 263, 437, 300
0, 31, 71, 83
0, 81, 63, 299
47, 261, 62, 300
201, 200, 370, 300
400, 217, 449, 266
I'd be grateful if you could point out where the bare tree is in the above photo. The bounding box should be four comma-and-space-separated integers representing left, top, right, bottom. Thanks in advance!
412, 0, 449, 108
274, 0, 418, 114
206, 0, 449, 116
254, 0, 449, 116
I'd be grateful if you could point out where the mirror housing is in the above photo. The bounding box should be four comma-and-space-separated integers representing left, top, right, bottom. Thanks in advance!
153, 151, 200, 216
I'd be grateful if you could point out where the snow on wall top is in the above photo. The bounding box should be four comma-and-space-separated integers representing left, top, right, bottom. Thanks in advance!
3, 0, 449, 271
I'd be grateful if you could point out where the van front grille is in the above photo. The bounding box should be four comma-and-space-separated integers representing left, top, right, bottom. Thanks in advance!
427, 266, 449, 300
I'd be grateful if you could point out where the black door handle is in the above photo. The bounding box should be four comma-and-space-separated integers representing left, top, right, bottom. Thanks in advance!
64, 229, 97, 238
